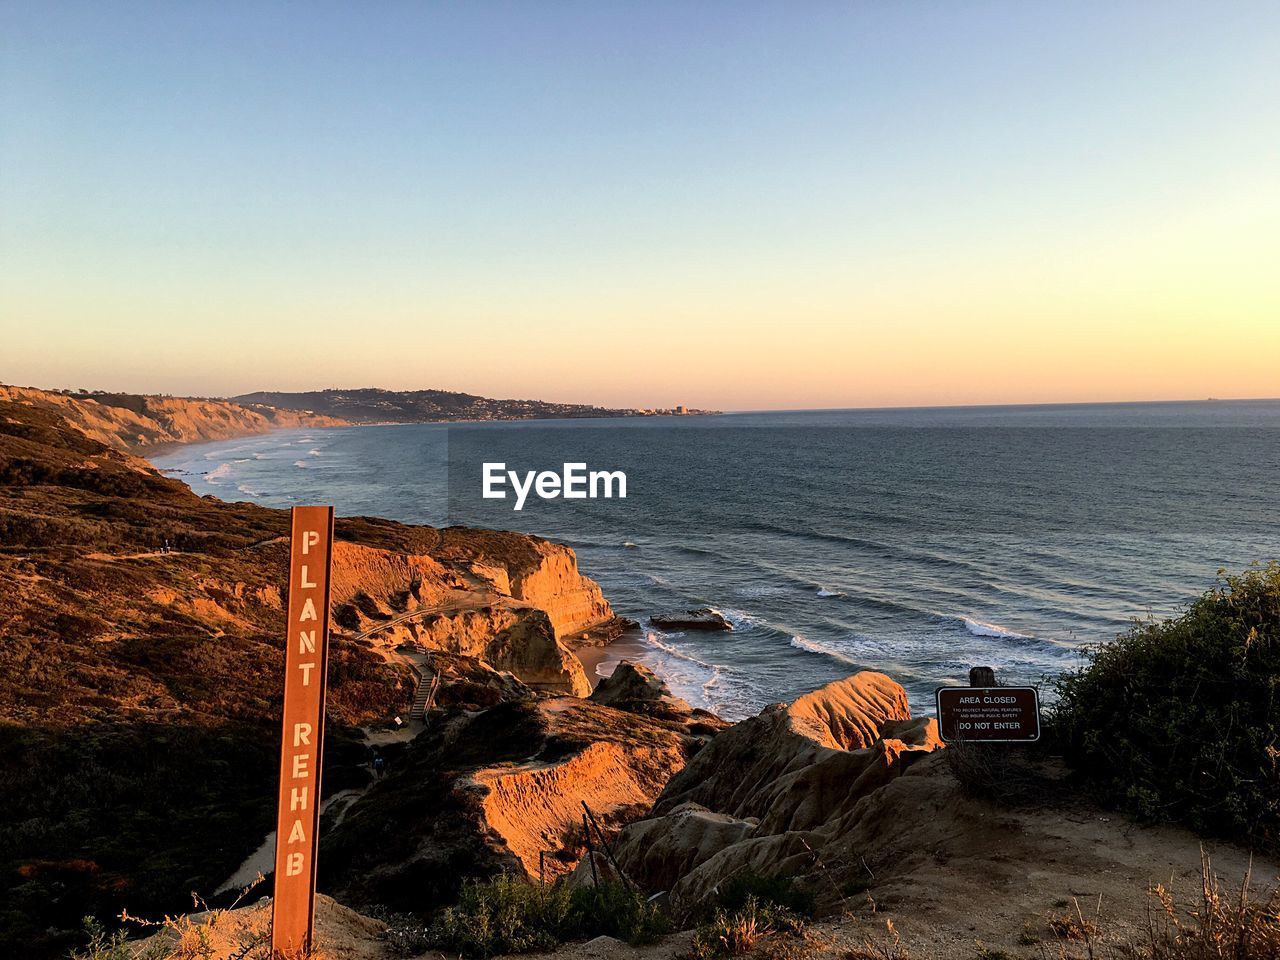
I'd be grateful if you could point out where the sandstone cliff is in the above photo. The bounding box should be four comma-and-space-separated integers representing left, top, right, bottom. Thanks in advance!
320, 531, 625, 696
434, 528, 621, 640
0, 383, 346, 452
321, 672, 712, 914
603, 672, 942, 912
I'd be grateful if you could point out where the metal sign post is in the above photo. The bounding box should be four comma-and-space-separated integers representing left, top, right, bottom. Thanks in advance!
271, 506, 335, 958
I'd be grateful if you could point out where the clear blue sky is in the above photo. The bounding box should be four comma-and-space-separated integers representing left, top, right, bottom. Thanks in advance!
2, 2, 1277, 409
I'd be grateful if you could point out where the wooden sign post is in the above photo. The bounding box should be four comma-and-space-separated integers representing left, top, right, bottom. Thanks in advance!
271, 506, 335, 958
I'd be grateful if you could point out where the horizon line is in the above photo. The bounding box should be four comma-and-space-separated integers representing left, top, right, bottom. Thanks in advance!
723, 395, 1280, 415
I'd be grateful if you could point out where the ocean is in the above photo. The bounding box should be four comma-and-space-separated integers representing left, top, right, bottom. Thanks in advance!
152, 400, 1280, 719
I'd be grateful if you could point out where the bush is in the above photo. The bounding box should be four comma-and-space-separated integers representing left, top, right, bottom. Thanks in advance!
427, 875, 669, 958
1051, 564, 1280, 849
711, 873, 815, 920
570, 881, 670, 944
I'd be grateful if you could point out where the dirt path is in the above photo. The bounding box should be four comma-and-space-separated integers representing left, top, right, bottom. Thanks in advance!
214, 787, 373, 897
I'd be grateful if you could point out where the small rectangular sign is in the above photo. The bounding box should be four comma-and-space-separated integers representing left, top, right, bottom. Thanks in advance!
935, 686, 1040, 742
271, 505, 335, 957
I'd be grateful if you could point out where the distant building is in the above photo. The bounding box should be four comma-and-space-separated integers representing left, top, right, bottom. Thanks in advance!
676, 405, 688, 415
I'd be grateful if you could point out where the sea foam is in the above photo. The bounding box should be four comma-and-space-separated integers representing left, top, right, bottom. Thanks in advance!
789, 634, 862, 666
961, 617, 1031, 640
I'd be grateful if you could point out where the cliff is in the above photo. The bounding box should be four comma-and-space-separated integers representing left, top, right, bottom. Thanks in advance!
0, 395, 623, 957
319, 681, 719, 914
0, 383, 347, 452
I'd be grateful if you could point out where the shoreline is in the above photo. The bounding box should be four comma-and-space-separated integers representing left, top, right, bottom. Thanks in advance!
572, 630, 656, 691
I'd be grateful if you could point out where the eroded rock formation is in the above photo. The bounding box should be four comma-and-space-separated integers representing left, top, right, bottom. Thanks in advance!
322, 694, 706, 913
605, 672, 942, 912
591, 659, 692, 714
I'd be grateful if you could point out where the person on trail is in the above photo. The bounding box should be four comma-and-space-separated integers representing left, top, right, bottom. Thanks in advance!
373, 755, 386, 779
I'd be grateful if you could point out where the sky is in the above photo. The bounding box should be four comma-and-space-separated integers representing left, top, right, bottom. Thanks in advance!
1, 2, 1278, 411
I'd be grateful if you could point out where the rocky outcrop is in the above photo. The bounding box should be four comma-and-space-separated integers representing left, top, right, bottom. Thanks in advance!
435, 529, 623, 640
0, 383, 345, 452
605, 672, 941, 912
323, 535, 620, 696
506, 544, 619, 639
650, 608, 733, 631
323, 696, 705, 913
592, 660, 691, 713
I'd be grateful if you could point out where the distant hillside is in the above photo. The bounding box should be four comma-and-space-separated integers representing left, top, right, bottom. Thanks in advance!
0, 384, 346, 452
233, 387, 712, 423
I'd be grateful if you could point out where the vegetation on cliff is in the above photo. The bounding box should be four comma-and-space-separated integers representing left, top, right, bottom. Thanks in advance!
1052, 563, 1280, 851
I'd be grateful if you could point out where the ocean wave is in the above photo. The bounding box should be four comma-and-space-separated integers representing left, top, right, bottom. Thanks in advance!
293, 460, 309, 468
816, 588, 845, 598
789, 634, 863, 667
644, 631, 716, 669
204, 463, 233, 483
236, 483, 260, 496
718, 607, 764, 631
623, 541, 638, 549
638, 631, 740, 715
307, 448, 322, 456
701, 665, 724, 695
960, 617, 1032, 640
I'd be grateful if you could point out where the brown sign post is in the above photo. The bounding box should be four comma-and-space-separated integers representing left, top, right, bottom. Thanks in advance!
271, 506, 335, 958
936, 686, 1040, 742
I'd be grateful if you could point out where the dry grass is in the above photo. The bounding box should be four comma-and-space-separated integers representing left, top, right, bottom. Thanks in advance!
1046, 901, 1102, 943
842, 920, 910, 960
1131, 851, 1280, 960
686, 896, 806, 960
1030, 851, 1279, 960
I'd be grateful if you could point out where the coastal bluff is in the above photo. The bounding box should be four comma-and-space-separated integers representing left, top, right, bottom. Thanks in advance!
0, 395, 625, 955
0, 382, 347, 451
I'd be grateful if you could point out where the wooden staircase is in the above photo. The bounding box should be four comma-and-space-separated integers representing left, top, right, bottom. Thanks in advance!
410, 672, 440, 721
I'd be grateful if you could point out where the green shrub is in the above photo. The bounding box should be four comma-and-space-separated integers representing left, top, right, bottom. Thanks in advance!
711, 873, 815, 920
427, 875, 668, 958
1051, 563, 1280, 849
569, 881, 670, 944
67, 916, 165, 960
